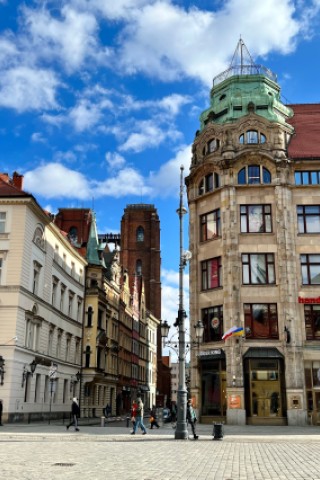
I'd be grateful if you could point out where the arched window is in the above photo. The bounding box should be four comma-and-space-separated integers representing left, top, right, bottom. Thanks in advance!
136, 259, 142, 275
136, 226, 144, 242
33, 225, 45, 250
238, 166, 272, 185
87, 306, 93, 327
198, 173, 220, 196
85, 346, 91, 368
239, 130, 267, 144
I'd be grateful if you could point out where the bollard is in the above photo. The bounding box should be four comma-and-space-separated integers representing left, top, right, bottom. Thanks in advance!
101, 416, 105, 427
212, 422, 223, 440
126, 416, 130, 428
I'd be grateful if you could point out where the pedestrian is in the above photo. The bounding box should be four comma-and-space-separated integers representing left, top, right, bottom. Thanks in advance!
131, 398, 147, 435
105, 403, 111, 417
0, 399, 3, 426
186, 399, 198, 440
130, 400, 137, 433
66, 397, 80, 431
149, 407, 160, 429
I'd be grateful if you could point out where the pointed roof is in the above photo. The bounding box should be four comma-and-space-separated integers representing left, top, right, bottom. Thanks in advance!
287, 104, 320, 159
0, 175, 30, 198
86, 211, 103, 266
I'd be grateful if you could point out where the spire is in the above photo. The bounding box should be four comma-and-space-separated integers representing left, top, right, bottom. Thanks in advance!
86, 211, 102, 266
213, 37, 277, 87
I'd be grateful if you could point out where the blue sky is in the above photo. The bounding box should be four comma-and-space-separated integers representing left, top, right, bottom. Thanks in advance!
1, 0, 320, 343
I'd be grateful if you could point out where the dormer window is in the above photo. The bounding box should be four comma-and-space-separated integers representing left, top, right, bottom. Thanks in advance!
239, 130, 266, 144
198, 173, 220, 195
238, 165, 271, 185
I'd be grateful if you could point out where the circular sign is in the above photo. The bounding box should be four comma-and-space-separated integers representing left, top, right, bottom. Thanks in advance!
211, 317, 219, 329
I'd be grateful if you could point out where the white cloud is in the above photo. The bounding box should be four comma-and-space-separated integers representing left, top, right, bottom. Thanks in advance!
31, 132, 46, 143
119, 120, 182, 153
115, 0, 301, 85
105, 152, 126, 170
69, 99, 103, 132
21, 5, 104, 73
24, 163, 91, 199
0, 66, 60, 112
94, 167, 152, 198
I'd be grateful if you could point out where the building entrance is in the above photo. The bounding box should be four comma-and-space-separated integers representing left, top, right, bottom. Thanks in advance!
244, 357, 286, 425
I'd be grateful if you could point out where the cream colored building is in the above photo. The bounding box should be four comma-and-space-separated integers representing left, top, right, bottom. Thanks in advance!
0, 172, 86, 422
187, 41, 320, 426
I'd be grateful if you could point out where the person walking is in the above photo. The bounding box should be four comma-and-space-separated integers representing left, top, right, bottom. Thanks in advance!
131, 398, 147, 435
130, 400, 137, 433
149, 408, 160, 429
0, 399, 3, 426
186, 399, 198, 440
66, 397, 80, 431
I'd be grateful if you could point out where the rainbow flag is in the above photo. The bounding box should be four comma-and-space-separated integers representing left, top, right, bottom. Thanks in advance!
222, 326, 244, 341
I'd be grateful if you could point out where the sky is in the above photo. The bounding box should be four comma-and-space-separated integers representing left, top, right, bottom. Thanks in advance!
1, 0, 320, 354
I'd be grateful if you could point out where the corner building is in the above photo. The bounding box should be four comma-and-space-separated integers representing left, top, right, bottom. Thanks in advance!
187, 41, 320, 426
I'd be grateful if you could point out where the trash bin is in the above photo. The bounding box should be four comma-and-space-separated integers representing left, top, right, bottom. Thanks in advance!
101, 416, 105, 427
126, 416, 130, 428
213, 422, 223, 440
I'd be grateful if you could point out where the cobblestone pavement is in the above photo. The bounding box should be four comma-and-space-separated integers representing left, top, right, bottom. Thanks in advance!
1, 422, 320, 480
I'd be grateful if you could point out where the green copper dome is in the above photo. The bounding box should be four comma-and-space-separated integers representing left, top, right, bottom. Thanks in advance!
199, 39, 293, 131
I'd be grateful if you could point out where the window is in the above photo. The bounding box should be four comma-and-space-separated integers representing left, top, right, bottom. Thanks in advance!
201, 257, 222, 290
198, 173, 220, 195
52, 276, 58, 306
32, 261, 42, 295
295, 171, 320, 185
304, 305, 320, 340
60, 284, 66, 311
33, 225, 45, 250
68, 292, 74, 317
136, 226, 144, 242
48, 328, 54, 355
66, 336, 71, 361
68, 227, 78, 245
85, 346, 91, 368
87, 306, 93, 327
301, 255, 320, 285
77, 297, 83, 322
238, 166, 271, 185
0, 212, 6, 233
136, 259, 142, 275
98, 309, 103, 329
242, 253, 275, 284
202, 305, 223, 342
297, 206, 320, 233
26, 318, 40, 351
239, 130, 266, 144
208, 138, 220, 153
240, 205, 272, 233
56, 330, 62, 358
0, 257, 3, 284
200, 209, 221, 241
244, 303, 278, 339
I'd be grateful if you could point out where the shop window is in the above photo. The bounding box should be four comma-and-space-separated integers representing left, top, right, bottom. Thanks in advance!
240, 204, 272, 233
295, 171, 320, 185
200, 209, 221, 241
244, 303, 278, 339
238, 166, 271, 185
242, 253, 275, 285
136, 226, 144, 242
297, 205, 320, 233
301, 254, 320, 284
304, 305, 320, 340
201, 257, 222, 290
201, 360, 226, 416
202, 305, 223, 342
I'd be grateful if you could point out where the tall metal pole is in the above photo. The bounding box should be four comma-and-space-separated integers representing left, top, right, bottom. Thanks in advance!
175, 165, 188, 440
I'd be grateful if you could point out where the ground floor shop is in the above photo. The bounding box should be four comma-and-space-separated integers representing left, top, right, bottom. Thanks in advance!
193, 347, 319, 426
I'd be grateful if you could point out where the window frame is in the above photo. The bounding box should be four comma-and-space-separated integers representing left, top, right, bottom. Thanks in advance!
201, 257, 222, 290
244, 303, 279, 339
202, 305, 223, 342
200, 209, 221, 241
301, 254, 320, 285
238, 166, 271, 185
304, 305, 320, 340
240, 204, 272, 233
136, 226, 144, 242
242, 253, 275, 285
198, 172, 220, 195
295, 171, 320, 185
297, 205, 320, 234
0, 212, 6, 234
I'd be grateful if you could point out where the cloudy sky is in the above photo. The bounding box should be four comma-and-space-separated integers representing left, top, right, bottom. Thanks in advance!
1, 0, 320, 351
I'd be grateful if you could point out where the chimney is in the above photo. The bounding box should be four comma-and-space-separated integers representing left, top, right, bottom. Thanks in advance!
0, 173, 10, 183
12, 171, 24, 190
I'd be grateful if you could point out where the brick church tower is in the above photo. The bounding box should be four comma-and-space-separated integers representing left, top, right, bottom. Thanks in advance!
120, 204, 161, 323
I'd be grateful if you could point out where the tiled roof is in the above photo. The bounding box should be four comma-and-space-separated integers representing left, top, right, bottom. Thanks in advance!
287, 104, 320, 159
0, 177, 29, 197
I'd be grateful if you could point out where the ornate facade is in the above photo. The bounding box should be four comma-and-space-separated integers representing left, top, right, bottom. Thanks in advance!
187, 41, 320, 426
